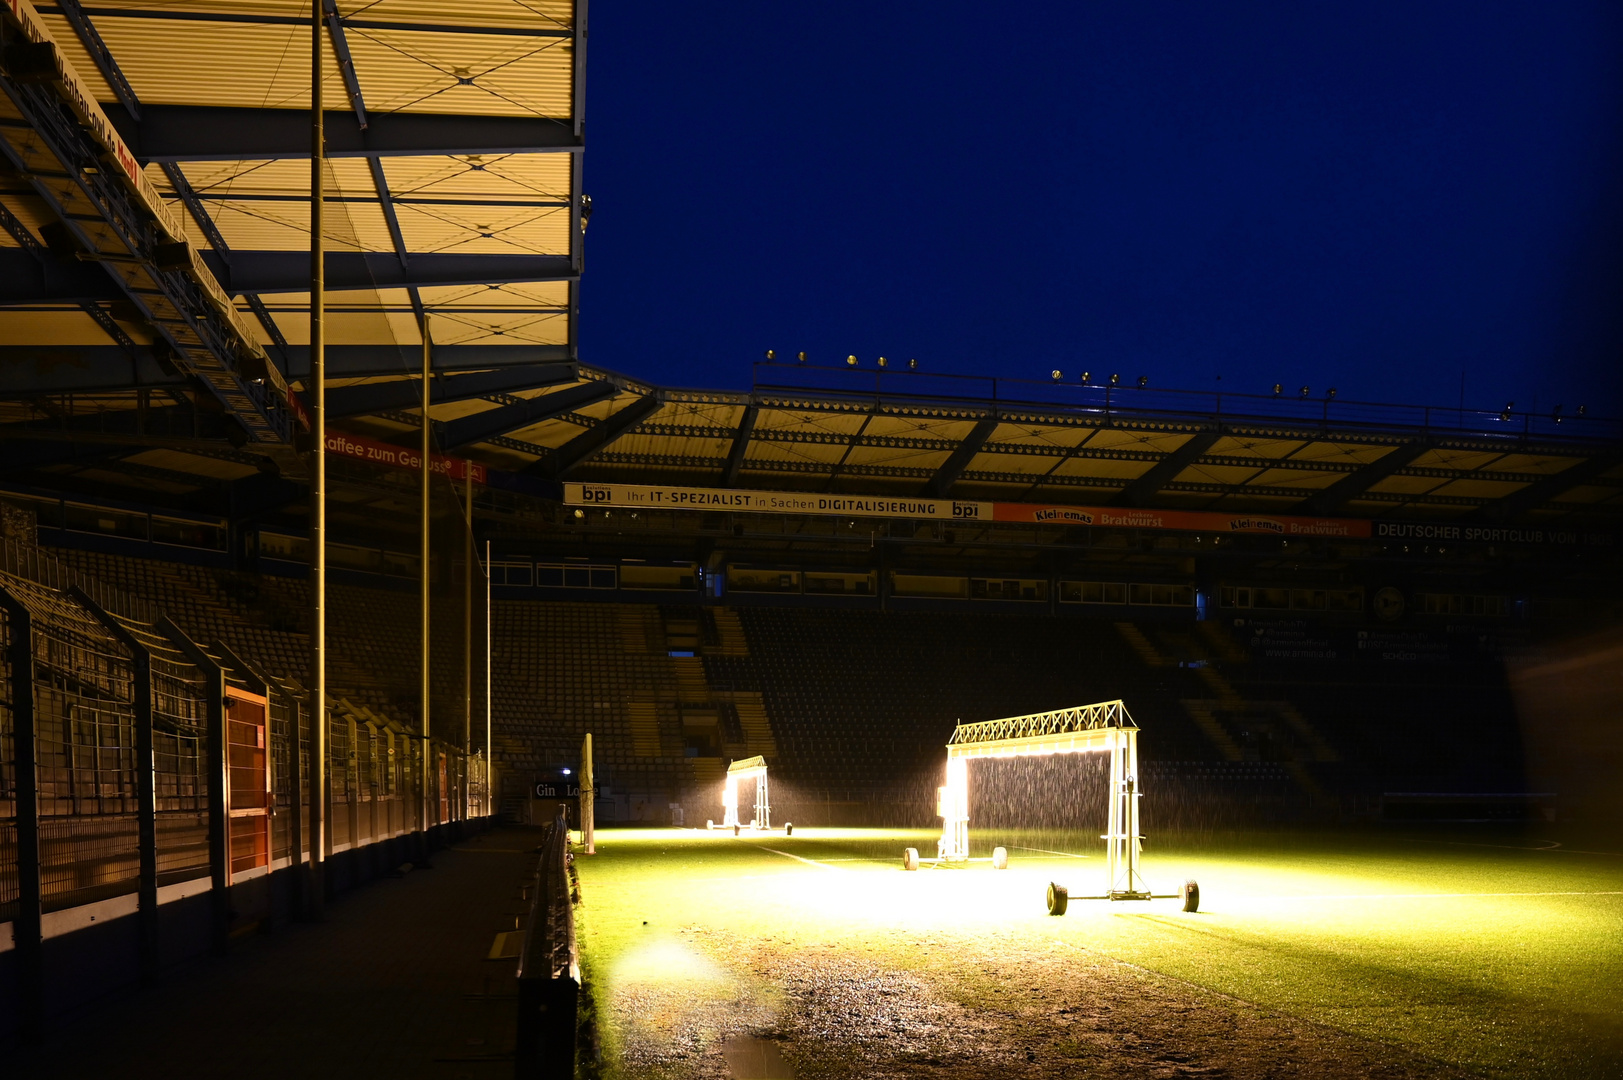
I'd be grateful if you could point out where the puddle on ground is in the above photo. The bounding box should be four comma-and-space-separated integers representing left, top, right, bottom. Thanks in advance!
722, 1036, 795, 1079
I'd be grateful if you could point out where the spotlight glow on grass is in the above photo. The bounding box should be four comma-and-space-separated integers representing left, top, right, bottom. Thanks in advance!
575, 827, 1623, 1079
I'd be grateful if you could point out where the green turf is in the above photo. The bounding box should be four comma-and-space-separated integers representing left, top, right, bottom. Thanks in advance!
574, 826, 1623, 1078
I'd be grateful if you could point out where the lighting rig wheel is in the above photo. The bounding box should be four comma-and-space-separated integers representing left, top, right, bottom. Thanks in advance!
1181, 879, 1200, 913
785, 823, 793, 836
1046, 883, 1069, 916
991, 846, 1009, 870
903, 847, 920, 872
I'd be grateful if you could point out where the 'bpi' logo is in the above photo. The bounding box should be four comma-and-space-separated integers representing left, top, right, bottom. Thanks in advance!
952, 502, 981, 519
580, 486, 613, 503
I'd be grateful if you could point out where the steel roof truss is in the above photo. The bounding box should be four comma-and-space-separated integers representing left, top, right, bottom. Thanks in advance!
0, 32, 291, 443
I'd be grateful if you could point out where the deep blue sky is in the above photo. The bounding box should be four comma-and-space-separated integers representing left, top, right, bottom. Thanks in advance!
578, 3, 1623, 417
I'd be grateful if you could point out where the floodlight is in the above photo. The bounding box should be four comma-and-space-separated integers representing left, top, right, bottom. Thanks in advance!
764, 349, 775, 360
1081, 371, 1091, 384
1577, 405, 1587, 417
1326, 388, 1337, 400
846, 354, 858, 367
562, 768, 571, 775
1109, 373, 1120, 386
908, 358, 918, 370
1051, 370, 1063, 381
797, 351, 807, 363
1273, 383, 1283, 396
1136, 375, 1148, 388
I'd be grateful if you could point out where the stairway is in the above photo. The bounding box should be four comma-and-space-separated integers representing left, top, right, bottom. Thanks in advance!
688, 756, 724, 791
1115, 622, 1172, 667
617, 606, 659, 654
710, 608, 750, 656
627, 700, 663, 757
672, 656, 710, 705
1178, 699, 1245, 761
732, 691, 778, 757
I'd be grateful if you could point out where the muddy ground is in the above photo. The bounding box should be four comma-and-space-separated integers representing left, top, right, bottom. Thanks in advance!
593, 922, 1480, 1080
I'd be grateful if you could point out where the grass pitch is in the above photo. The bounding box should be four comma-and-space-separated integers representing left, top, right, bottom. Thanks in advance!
574, 827, 1623, 1079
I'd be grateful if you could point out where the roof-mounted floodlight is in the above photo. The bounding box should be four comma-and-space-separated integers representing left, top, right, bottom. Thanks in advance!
1051, 370, 1062, 381
764, 349, 775, 360
797, 351, 807, 363
877, 356, 888, 368
908, 358, 918, 370
1299, 385, 1310, 398
1109, 373, 1120, 386
1081, 371, 1091, 384
1273, 383, 1283, 396
1327, 388, 1338, 400
1577, 405, 1587, 417
1136, 375, 1148, 388
846, 355, 858, 367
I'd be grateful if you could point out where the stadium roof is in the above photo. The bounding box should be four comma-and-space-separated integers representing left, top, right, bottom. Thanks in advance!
1, 3, 1619, 535
1, 0, 581, 446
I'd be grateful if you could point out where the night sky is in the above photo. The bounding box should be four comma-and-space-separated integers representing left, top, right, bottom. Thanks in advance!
578, 3, 1623, 418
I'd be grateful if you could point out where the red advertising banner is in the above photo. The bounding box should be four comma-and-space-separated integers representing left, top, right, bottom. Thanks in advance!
992, 502, 1371, 538
325, 431, 486, 484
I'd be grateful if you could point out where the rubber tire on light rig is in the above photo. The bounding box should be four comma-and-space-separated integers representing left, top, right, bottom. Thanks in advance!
785, 823, 793, 836
1181, 879, 1200, 913
991, 846, 1009, 870
903, 847, 920, 872
1046, 882, 1069, 916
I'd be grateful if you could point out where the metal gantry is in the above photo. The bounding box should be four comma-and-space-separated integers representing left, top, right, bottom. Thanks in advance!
936, 700, 1149, 898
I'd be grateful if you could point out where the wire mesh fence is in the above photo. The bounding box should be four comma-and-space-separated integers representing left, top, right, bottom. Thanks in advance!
0, 539, 480, 928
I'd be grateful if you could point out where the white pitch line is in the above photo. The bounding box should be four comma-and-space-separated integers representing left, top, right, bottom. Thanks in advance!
755, 845, 846, 870
1013, 846, 1091, 859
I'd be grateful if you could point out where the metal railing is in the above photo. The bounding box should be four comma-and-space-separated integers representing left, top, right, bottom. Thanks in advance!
514, 810, 578, 1079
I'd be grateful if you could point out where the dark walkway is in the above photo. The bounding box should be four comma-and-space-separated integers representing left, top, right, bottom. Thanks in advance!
13, 827, 541, 1080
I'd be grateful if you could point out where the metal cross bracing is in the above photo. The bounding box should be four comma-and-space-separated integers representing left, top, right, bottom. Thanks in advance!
0, 8, 296, 445
946, 700, 1136, 756
50, 0, 291, 356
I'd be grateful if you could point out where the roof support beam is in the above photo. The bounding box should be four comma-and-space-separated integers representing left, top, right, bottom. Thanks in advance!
0, 250, 575, 298
533, 395, 664, 480
326, 364, 577, 418
1293, 440, 1432, 516
105, 105, 582, 161
922, 417, 999, 498
1111, 431, 1221, 507
723, 405, 758, 485
202, 251, 576, 294
1468, 450, 1623, 523
0, 344, 574, 391
437, 380, 617, 451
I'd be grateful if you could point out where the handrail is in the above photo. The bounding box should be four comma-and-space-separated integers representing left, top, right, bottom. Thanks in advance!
514, 810, 579, 1077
